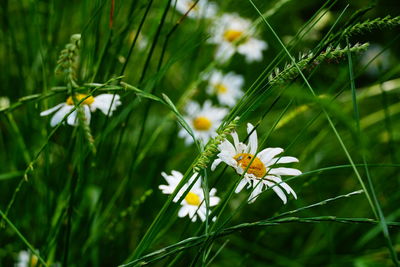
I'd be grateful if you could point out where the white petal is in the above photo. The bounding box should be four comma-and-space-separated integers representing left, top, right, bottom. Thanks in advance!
269, 167, 302, 176
236, 143, 248, 154
247, 123, 258, 155
258, 148, 284, 164
248, 182, 263, 203
218, 140, 236, 155
271, 185, 287, 204
67, 109, 78, 126
210, 195, 220, 206
264, 180, 288, 204
178, 206, 189, 218
218, 153, 237, 168
50, 105, 73, 127
158, 185, 174, 194
162, 171, 181, 186
266, 156, 299, 166
83, 105, 91, 125
189, 173, 202, 188
17, 251, 30, 263
40, 103, 64, 116
215, 42, 236, 63
231, 131, 240, 149
197, 207, 207, 222
235, 178, 248, 193
209, 188, 217, 196
188, 206, 197, 219
92, 94, 121, 115
238, 38, 267, 63
171, 170, 183, 179
211, 159, 222, 171
266, 176, 297, 198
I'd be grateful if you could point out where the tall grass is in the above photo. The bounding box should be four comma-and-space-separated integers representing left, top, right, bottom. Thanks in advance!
0, 0, 399, 266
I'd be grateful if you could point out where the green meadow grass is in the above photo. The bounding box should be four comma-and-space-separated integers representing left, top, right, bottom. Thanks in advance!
1, 0, 400, 266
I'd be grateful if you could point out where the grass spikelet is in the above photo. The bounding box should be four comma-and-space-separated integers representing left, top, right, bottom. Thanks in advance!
193, 117, 240, 172
269, 43, 369, 86
343, 15, 400, 37
55, 34, 81, 88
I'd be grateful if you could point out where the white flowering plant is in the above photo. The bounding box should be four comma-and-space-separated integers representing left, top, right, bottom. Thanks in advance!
1, 1, 399, 267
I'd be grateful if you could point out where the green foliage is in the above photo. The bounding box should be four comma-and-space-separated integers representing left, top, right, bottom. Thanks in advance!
0, 0, 400, 266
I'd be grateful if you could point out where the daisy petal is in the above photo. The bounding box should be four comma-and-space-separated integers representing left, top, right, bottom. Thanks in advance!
248, 182, 263, 203
40, 103, 64, 116
178, 206, 188, 218
188, 207, 197, 219
231, 131, 240, 149
50, 105, 73, 127
272, 185, 287, 204
269, 167, 302, 176
83, 105, 91, 125
266, 176, 297, 199
211, 159, 222, 171
210, 196, 220, 206
92, 94, 121, 115
235, 178, 248, 193
266, 156, 299, 166
197, 208, 207, 222
158, 185, 174, 195
67, 109, 78, 126
258, 148, 284, 164
218, 140, 236, 155
171, 170, 184, 180
247, 123, 258, 155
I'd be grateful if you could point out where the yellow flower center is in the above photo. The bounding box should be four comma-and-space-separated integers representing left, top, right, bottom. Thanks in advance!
223, 29, 243, 43
215, 83, 228, 94
66, 94, 95, 106
29, 255, 39, 267
193, 116, 212, 131
185, 192, 201, 206
234, 153, 266, 178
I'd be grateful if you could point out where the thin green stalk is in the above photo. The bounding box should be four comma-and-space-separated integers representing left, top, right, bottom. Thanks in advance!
346, 38, 399, 266
0, 209, 48, 267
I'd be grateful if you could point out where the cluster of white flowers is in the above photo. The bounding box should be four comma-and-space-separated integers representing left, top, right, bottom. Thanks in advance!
165, 1, 300, 222
36, 0, 299, 226
161, 123, 301, 223
178, 71, 245, 146
172, 0, 267, 63
175, 1, 269, 147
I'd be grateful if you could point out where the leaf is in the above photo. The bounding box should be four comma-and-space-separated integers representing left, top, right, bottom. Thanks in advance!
161, 93, 197, 147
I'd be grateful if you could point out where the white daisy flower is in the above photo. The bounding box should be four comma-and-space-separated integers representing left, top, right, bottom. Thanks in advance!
206, 70, 244, 107
15, 250, 38, 267
159, 170, 220, 222
172, 0, 217, 19
179, 100, 228, 145
209, 13, 267, 63
211, 123, 301, 204
40, 93, 121, 127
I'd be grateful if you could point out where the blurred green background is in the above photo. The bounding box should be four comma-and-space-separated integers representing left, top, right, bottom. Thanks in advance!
1, 0, 400, 266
